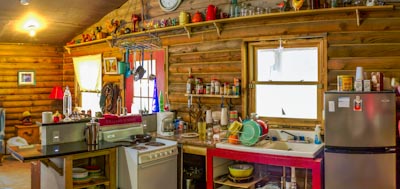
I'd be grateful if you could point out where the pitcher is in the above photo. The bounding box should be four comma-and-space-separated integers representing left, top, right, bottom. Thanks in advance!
206, 5, 217, 21
84, 121, 100, 145
179, 11, 189, 25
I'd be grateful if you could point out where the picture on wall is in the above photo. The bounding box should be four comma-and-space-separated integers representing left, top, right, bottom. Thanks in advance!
103, 57, 118, 74
18, 71, 36, 86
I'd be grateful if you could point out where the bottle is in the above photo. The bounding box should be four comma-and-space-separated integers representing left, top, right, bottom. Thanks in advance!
314, 124, 322, 144
186, 75, 194, 94
229, 0, 238, 18
152, 79, 159, 113
116, 96, 122, 115
63, 86, 72, 121
159, 90, 164, 112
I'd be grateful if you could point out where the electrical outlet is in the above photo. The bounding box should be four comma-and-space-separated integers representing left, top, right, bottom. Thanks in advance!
52, 130, 60, 143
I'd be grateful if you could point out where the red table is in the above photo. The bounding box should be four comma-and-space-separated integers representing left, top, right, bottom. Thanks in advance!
207, 148, 323, 189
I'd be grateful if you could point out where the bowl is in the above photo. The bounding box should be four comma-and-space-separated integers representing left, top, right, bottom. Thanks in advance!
228, 164, 254, 178
72, 167, 88, 179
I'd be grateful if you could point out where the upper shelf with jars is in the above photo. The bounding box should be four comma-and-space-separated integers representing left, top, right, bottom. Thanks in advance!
64, 5, 394, 50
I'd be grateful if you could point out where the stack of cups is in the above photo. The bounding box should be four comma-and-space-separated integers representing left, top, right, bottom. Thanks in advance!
354, 66, 364, 92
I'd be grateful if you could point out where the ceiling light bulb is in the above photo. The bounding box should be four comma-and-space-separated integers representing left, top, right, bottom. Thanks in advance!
20, 0, 30, 5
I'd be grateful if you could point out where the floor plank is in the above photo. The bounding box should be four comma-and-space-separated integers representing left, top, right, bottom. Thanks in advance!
0, 155, 30, 189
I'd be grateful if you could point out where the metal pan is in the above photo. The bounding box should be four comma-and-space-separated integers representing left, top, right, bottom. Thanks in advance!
134, 48, 146, 81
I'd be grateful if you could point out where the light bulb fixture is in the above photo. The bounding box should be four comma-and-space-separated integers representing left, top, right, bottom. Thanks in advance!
20, 0, 30, 5
27, 25, 36, 37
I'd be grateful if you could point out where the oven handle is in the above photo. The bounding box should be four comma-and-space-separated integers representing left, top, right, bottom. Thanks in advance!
139, 155, 177, 169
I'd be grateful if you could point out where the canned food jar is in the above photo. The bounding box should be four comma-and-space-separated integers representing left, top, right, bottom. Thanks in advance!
337, 75, 353, 91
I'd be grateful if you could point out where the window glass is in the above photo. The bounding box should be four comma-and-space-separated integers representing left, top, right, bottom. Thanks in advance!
255, 85, 317, 119
257, 48, 318, 82
81, 92, 101, 116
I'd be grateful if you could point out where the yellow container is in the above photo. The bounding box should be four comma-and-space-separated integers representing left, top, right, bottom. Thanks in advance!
337, 75, 353, 91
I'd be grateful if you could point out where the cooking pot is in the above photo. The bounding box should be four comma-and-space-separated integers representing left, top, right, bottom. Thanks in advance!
130, 134, 152, 143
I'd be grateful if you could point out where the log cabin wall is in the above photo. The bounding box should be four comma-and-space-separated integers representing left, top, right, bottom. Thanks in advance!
0, 44, 64, 139
70, 0, 400, 127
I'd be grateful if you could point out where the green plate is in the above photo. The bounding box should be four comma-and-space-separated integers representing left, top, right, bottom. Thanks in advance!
239, 120, 261, 146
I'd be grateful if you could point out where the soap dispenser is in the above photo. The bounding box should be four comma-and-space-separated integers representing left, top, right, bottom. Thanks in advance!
314, 124, 322, 144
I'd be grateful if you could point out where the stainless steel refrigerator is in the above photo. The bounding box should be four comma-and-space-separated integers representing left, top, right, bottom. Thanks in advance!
324, 91, 396, 189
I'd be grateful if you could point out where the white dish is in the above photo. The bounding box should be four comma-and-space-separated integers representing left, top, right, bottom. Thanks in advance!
72, 168, 88, 179
181, 132, 199, 138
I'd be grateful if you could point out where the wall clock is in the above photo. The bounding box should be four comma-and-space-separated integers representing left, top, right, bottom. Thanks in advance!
159, 0, 182, 12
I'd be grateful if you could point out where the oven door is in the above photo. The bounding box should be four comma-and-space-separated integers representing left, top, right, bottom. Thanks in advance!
138, 155, 178, 189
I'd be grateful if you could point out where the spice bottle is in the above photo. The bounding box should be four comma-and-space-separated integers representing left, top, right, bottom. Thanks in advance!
186, 76, 194, 94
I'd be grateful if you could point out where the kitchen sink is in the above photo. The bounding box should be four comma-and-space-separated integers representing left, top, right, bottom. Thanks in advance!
216, 140, 324, 158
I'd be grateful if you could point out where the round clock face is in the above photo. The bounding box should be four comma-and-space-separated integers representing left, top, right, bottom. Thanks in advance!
159, 0, 182, 12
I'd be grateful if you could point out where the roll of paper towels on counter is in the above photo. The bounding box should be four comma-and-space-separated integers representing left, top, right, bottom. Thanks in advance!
42, 112, 53, 124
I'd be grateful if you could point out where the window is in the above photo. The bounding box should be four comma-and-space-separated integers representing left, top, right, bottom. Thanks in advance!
73, 54, 102, 116
131, 59, 156, 114
247, 37, 326, 126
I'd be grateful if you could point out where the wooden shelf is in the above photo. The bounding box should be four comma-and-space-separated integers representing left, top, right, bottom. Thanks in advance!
214, 176, 264, 189
73, 178, 110, 189
64, 5, 394, 50
185, 94, 240, 98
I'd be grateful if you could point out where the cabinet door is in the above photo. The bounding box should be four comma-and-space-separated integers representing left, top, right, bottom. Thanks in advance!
17, 127, 40, 144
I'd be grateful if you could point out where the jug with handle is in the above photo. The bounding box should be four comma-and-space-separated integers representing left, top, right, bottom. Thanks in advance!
84, 119, 100, 145
206, 4, 217, 21
179, 11, 190, 25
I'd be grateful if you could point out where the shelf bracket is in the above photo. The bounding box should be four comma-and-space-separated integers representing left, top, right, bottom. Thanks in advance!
41, 159, 64, 176
356, 9, 360, 27
63, 46, 71, 55
213, 22, 222, 37
183, 26, 192, 38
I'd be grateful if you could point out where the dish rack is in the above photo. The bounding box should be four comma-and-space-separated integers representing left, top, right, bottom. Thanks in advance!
223, 131, 269, 146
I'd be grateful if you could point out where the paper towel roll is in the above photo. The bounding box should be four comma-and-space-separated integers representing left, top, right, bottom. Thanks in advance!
42, 112, 53, 124
220, 108, 228, 126
206, 110, 213, 124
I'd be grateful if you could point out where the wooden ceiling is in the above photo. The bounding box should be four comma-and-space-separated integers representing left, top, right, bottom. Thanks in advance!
0, 0, 127, 45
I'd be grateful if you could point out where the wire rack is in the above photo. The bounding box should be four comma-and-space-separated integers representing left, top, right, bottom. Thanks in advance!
109, 33, 162, 50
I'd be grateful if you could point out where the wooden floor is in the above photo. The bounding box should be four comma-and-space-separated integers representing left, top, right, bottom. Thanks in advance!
0, 155, 30, 189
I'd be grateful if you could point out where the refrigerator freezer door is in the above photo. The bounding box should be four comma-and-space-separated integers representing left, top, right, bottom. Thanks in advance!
324, 92, 396, 147
325, 151, 396, 189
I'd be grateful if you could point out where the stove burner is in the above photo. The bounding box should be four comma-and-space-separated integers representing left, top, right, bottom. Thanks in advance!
131, 146, 148, 150
145, 142, 165, 146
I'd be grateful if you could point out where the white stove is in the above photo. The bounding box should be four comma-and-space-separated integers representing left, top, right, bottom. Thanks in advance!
102, 127, 178, 189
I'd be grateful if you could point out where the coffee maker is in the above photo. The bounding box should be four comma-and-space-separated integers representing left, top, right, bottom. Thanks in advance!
157, 112, 175, 136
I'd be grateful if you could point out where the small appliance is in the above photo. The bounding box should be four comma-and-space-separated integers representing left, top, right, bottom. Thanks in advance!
157, 112, 175, 136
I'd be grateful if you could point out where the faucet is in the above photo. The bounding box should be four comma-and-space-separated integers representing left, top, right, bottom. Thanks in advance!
280, 130, 298, 141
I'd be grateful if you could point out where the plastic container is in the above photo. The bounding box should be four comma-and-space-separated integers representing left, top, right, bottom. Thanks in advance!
314, 124, 322, 144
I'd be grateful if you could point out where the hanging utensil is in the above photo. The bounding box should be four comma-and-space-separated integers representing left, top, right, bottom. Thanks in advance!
131, 48, 138, 75
149, 51, 156, 80
124, 48, 131, 78
135, 48, 146, 81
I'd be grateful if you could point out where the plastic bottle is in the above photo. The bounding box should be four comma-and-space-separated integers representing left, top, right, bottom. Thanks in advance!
159, 90, 164, 112
314, 124, 322, 144
116, 96, 122, 115
152, 79, 159, 113
63, 86, 72, 121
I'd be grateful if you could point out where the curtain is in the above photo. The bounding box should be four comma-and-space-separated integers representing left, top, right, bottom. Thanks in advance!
73, 54, 102, 91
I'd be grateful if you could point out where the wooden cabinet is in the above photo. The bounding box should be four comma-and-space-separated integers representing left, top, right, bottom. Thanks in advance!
68, 148, 116, 189
15, 125, 40, 144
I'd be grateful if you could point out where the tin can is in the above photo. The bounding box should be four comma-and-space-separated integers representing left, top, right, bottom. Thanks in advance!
337, 75, 353, 91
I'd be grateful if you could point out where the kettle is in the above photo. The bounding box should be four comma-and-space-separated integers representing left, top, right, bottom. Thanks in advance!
84, 120, 100, 145
192, 11, 203, 23
179, 11, 190, 25
206, 4, 217, 21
